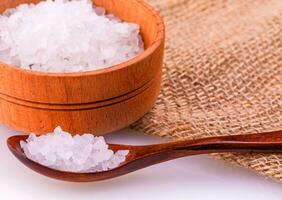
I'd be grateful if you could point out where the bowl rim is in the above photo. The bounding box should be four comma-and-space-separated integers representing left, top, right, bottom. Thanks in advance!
0, 0, 165, 78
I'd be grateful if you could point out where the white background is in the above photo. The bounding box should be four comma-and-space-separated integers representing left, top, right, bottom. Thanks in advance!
1, 125, 282, 200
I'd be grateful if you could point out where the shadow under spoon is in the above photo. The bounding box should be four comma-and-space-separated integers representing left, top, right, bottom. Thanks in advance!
7, 130, 282, 182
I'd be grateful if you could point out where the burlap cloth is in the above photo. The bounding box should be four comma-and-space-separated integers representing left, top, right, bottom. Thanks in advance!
132, 0, 282, 182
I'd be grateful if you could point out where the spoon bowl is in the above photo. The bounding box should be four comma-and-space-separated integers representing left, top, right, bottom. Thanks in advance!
7, 130, 282, 182
8, 135, 145, 182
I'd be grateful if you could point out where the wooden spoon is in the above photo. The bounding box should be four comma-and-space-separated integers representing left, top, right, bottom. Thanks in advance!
7, 130, 282, 182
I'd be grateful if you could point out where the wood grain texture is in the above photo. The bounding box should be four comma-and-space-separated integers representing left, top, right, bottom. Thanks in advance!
0, 71, 162, 134
7, 130, 282, 182
0, 0, 165, 134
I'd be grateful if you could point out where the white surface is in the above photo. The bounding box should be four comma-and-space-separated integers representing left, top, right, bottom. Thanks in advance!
1, 125, 281, 200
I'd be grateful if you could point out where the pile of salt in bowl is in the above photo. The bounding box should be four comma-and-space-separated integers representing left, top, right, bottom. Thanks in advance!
0, 0, 144, 72
20, 127, 129, 173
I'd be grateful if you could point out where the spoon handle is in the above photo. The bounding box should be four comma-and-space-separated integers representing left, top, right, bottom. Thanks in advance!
138, 130, 282, 159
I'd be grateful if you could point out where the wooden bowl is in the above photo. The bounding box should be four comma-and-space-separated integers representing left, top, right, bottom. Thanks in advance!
0, 0, 165, 135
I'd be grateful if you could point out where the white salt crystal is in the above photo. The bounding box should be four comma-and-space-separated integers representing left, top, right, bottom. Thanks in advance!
20, 126, 129, 173
0, 0, 144, 72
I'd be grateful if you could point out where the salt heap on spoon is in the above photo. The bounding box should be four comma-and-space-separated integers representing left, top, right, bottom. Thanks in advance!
20, 127, 129, 173
0, 0, 144, 72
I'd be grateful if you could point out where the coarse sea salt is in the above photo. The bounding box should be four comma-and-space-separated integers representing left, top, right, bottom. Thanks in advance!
20, 126, 129, 173
0, 0, 144, 72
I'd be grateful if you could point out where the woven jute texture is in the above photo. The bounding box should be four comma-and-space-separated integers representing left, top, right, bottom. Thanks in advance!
132, 0, 282, 181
